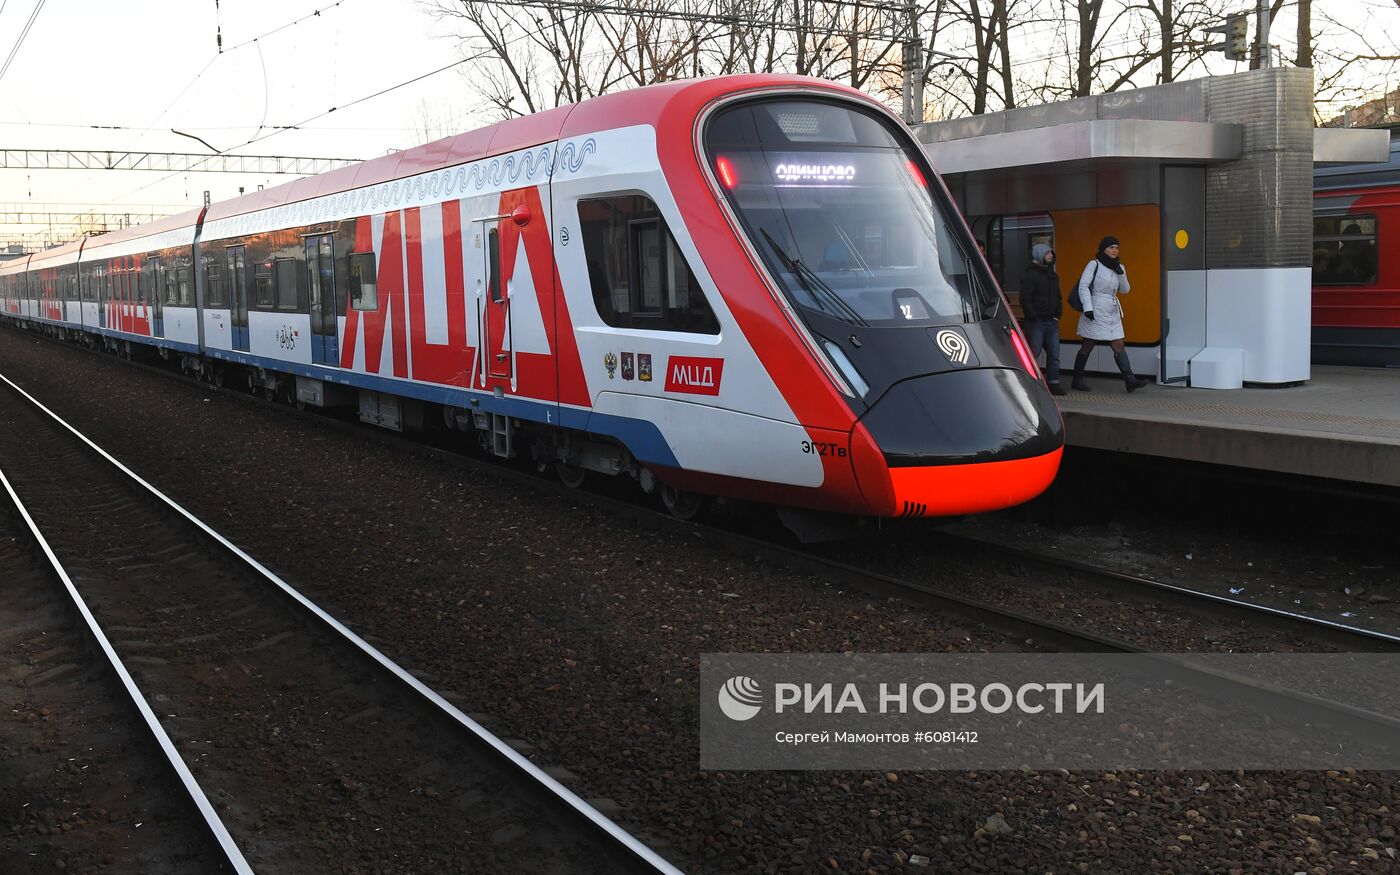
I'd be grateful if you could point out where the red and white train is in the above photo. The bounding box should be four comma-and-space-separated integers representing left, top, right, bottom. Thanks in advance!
1313, 132, 1398, 367
0, 75, 1064, 522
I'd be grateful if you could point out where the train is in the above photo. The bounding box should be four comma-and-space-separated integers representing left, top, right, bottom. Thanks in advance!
0, 75, 1065, 526
1312, 131, 1398, 368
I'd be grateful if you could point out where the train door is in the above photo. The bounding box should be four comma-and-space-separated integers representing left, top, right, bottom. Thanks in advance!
96, 265, 107, 329
306, 233, 338, 365
482, 221, 512, 381
148, 256, 164, 337
228, 245, 250, 352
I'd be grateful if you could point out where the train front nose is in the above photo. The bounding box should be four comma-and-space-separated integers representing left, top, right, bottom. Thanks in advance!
853, 367, 1065, 517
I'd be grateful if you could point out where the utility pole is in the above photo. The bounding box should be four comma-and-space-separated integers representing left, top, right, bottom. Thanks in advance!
1256, 0, 1271, 68
902, 0, 923, 123
1161, 0, 1173, 83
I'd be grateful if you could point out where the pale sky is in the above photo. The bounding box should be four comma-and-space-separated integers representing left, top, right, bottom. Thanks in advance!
0, 0, 1392, 250
1, 0, 470, 241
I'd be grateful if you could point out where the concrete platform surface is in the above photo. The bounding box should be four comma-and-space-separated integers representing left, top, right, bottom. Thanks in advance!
1054, 366, 1400, 488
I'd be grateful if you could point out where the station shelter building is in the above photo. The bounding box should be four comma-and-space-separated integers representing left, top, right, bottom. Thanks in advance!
913, 68, 1389, 389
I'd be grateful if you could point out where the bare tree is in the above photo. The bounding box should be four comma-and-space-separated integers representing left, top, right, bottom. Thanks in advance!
1295, 0, 1312, 68
422, 0, 1399, 130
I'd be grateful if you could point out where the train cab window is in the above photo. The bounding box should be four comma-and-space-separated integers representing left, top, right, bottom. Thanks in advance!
348, 251, 378, 311
203, 255, 226, 307
255, 261, 274, 307
577, 194, 720, 334
1313, 214, 1378, 286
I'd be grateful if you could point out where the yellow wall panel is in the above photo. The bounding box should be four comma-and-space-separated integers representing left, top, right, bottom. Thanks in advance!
1050, 204, 1160, 344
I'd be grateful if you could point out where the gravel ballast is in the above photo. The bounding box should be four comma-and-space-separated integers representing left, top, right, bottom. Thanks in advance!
1, 329, 1396, 874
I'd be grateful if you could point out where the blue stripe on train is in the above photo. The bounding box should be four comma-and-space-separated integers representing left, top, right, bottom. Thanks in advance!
91, 327, 201, 355
201, 346, 680, 468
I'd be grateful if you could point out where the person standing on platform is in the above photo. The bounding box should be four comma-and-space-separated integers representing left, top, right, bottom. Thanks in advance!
1019, 243, 1067, 396
1070, 236, 1148, 393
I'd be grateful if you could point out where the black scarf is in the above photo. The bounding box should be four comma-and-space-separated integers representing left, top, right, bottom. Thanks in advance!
1095, 236, 1123, 274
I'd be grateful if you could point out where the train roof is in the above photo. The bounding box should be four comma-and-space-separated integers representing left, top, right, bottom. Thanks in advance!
201, 74, 869, 224
0, 253, 30, 275
78, 207, 205, 255
27, 238, 85, 269
1315, 130, 1400, 191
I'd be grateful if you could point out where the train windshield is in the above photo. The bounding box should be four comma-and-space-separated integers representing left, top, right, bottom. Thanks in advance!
705, 98, 991, 327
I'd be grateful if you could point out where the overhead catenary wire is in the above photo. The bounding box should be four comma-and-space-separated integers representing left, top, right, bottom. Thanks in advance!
76, 0, 361, 213
109, 8, 589, 205
0, 0, 49, 86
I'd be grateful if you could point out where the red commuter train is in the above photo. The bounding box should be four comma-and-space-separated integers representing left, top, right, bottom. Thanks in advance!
0, 75, 1064, 524
1313, 132, 1398, 367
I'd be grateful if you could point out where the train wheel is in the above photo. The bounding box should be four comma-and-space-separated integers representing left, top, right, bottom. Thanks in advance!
660, 483, 703, 521
210, 366, 225, 389
555, 462, 587, 489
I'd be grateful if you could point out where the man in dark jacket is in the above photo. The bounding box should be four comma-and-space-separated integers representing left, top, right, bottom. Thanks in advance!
1019, 243, 1067, 396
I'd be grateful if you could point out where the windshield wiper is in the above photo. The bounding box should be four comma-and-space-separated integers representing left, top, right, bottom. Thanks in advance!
760, 228, 869, 327
966, 253, 1000, 321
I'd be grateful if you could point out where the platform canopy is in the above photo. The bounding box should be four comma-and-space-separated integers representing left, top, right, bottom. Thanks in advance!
923, 118, 1241, 174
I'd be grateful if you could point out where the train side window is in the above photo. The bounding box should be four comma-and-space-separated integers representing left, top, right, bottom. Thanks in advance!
577, 194, 720, 334
228, 246, 249, 310
348, 251, 378, 311
255, 260, 274, 308
1313, 214, 1378, 286
275, 258, 298, 310
142, 258, 158, 305
177, 260, 193, 306
488, 228, 502, 304
204, 255, 226, 307
164, 259, 180, 305
306, 235, 335, 327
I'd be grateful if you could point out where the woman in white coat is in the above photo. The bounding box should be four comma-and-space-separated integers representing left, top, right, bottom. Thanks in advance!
1070, 236, 1148, 392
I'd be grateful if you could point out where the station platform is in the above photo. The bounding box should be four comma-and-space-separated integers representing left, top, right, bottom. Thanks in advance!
1056, 365, 1400, 489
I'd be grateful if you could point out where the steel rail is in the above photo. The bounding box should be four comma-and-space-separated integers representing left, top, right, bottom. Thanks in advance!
27, 324, 1400, 658
919, 530, 1400, 653
11, 324, 1400, 658
10, 326, 1400, 747
0, 369, 684, 875
0, 464, 254, 874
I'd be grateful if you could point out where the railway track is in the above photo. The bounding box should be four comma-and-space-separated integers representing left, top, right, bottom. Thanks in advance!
0, 492, 228, 872
910, 529, 1400, 652
0, 369, 681, 874
10, 329, 1400, 760
31, 325, 1400, 659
